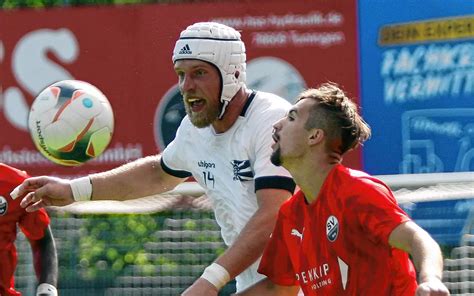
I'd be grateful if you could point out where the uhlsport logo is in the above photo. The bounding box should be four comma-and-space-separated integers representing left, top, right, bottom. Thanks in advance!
326, 215, 339, 242
0, 196, 8, 216
198, 160, 216, 170
178, 44, 192, 55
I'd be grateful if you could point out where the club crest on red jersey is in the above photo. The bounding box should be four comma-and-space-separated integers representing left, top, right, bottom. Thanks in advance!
326, 215, 339, 242
0, 196, 8, 216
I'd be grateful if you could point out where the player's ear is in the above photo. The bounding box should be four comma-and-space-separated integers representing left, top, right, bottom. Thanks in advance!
308, 128, 324, 146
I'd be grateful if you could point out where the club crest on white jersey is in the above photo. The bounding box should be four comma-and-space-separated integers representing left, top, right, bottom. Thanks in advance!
231, 159, 253, 181
326, 215, 339, 242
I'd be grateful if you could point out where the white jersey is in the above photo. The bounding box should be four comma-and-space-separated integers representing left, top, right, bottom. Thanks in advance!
161, 91, 294, 291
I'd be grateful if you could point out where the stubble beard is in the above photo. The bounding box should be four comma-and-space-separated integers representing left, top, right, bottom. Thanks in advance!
270, 147, 282, 166
185, 102, 220, 128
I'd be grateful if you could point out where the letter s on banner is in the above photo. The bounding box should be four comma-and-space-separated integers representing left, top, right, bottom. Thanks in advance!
3, 28, 78, 130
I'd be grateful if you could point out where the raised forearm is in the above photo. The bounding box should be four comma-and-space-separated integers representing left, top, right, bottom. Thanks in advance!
215, 188, 290, 279
215, 207, 276, 278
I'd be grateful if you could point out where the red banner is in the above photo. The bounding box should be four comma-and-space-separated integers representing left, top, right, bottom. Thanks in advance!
0, 0, 359, 177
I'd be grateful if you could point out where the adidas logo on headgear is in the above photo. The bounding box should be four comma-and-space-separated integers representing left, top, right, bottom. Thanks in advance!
172, 22, 246, 118
178, 44, 192, 54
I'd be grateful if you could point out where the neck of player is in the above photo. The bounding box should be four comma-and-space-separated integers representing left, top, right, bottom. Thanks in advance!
212, 87, 250, 134
288, 151, 336, 204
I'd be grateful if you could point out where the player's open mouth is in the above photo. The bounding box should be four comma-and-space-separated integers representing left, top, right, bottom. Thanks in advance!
272, 133, 279, 143
271, 133, 279, 149
187, 98, 205, 112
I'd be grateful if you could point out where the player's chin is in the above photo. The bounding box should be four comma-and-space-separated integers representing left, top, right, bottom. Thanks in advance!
270, 149, 282, 167
189, 116, 212, 128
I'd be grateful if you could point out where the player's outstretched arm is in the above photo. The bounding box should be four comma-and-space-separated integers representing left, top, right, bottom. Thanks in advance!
11, 155, 185, 212
30, 225, 58, 296
232, 278, 299, 296
389, 221, 450, 296
88, 155, 185, 201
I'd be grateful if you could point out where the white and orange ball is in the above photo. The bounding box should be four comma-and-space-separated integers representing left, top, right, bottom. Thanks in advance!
28, 80, 114, 166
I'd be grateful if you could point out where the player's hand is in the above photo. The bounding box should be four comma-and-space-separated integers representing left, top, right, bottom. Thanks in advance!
416, 278, 450, 296
181, 278, 219, 296
10, 176, 75, 212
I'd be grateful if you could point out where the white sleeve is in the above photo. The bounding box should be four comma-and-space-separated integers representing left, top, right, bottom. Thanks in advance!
161, 117, 192, 178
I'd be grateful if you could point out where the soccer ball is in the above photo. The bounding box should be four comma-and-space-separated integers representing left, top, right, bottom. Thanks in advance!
28, 80, 114, 166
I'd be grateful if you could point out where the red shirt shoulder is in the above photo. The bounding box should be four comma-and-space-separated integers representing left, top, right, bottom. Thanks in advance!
0, 163, 29, 186
279, 191, 305, 217
331, 165, 394, 200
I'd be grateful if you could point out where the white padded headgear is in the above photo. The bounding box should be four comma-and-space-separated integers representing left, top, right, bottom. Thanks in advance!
172, 22, 246, 118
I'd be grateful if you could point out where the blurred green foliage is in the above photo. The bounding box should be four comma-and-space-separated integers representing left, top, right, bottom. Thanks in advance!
72, 211, 222, 285
78, 214, 159, 280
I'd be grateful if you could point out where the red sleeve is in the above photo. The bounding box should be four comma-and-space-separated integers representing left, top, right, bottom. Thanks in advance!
258, 210, 298, 286
19, 208, 50, 240
348, 179, 411, 245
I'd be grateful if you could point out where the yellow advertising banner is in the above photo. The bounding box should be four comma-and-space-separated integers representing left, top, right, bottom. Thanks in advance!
379, 15, 474, 45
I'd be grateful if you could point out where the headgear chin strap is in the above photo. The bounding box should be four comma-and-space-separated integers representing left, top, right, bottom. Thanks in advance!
172, 22, 247, 118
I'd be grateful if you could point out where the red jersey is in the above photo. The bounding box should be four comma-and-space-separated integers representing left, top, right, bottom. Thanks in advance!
259, 164, 417, 295
0, 164, 50, 296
